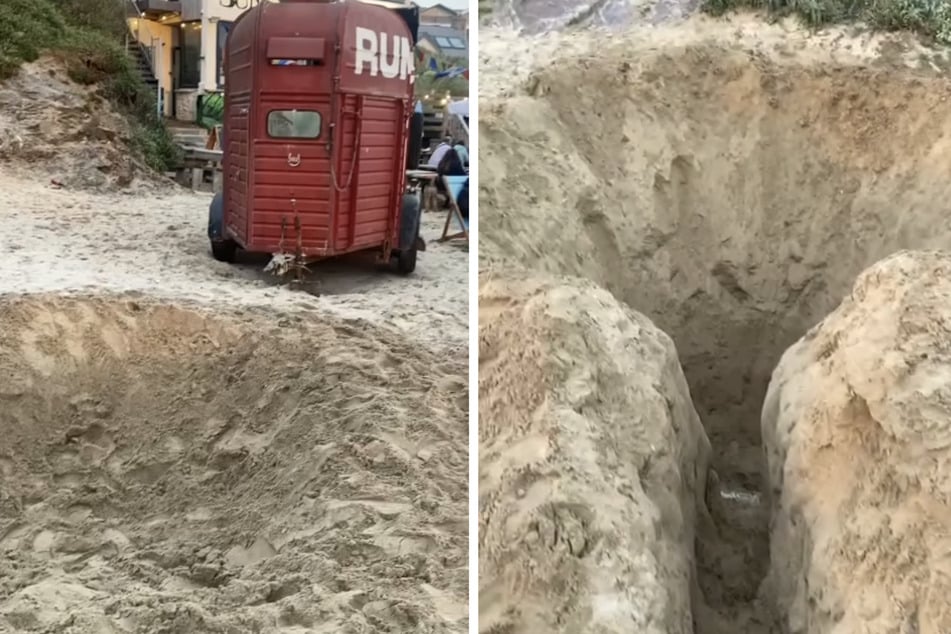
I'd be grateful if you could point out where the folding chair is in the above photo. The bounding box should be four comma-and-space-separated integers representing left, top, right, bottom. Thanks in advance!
439, 175, 469, 243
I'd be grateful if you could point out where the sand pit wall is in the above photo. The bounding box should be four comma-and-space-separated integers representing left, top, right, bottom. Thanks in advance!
762, 251, 951, 634
479, 275, 711, 634
480, 37, 951, 628
0, 296, 468, 632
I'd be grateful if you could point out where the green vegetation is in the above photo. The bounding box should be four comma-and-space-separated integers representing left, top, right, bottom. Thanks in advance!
197, 92, 225, 130
702, 0, 951, 44
0, 0, 179, 171
415, 54, 469, 110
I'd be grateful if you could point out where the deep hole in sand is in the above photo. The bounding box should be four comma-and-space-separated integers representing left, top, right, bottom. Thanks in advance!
0, 299, 315, 542
482, 41, 951, 632
0, 295, 468, 631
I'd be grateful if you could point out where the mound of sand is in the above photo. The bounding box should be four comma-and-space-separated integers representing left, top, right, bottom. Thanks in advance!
480, 16, 951, 633
478, 274, 710, 632
0, 57, 162, 191
0, 295, 467, 632
761, 250, 951, 634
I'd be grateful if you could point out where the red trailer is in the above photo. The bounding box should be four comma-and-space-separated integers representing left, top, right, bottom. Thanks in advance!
207, 0, 425, 275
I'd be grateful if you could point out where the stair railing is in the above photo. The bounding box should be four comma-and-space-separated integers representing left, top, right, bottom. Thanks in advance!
123, 0, 164, 117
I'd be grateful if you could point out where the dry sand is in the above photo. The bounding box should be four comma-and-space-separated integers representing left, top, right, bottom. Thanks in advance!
762, 250, 951, 634
480, 13, 951, 634
479, 274, 710, 633
0, 296, 467, 633
0, 171, 468, 352
0, 58, 468, 633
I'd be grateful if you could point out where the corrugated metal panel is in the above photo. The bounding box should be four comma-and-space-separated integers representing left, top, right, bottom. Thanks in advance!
138, 0, 182, 13
224, 97, 250, 244
181, 0, 201, 21
335, 97, 402, 251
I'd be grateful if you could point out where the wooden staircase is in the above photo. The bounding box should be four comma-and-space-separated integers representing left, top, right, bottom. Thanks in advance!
124, 39, 159, 93
165, 120, 210, 149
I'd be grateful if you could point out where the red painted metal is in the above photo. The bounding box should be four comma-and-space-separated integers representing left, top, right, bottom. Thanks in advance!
221, 0, 414, 259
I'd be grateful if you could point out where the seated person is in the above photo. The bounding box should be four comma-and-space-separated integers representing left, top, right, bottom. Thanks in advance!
434, 145, 467, 208
453, 142, 469, 171
426, 136, 454, 169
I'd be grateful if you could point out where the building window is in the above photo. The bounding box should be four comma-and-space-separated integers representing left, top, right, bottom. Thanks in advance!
448, 37, 466, 48
267, 110, 322, 139
179, 22, 201, 89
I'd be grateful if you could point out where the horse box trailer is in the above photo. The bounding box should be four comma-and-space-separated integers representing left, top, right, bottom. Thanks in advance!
207, 0, 425, 275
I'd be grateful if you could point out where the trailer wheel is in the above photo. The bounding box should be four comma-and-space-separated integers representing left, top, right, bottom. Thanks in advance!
395, 192, 422, 275
207, 192, 236, 263
210, 239, 237, 263
396, 246, 417, 274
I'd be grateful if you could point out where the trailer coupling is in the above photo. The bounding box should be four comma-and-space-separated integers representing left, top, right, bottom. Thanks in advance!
266, 214, 311, 283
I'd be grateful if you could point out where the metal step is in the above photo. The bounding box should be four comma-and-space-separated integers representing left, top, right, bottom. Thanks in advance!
125, 47, 158, 85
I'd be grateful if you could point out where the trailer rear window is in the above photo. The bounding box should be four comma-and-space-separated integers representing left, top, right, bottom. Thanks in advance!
267, 110, 321, 139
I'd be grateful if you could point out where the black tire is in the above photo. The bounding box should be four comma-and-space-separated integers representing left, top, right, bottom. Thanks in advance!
210, 239, 237, 263
396, 246, 417, 274
207, 192, 236, 263
395, 191, 422, 275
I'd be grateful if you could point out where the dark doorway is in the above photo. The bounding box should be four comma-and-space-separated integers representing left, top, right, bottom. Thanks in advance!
171, 46, 180, 118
